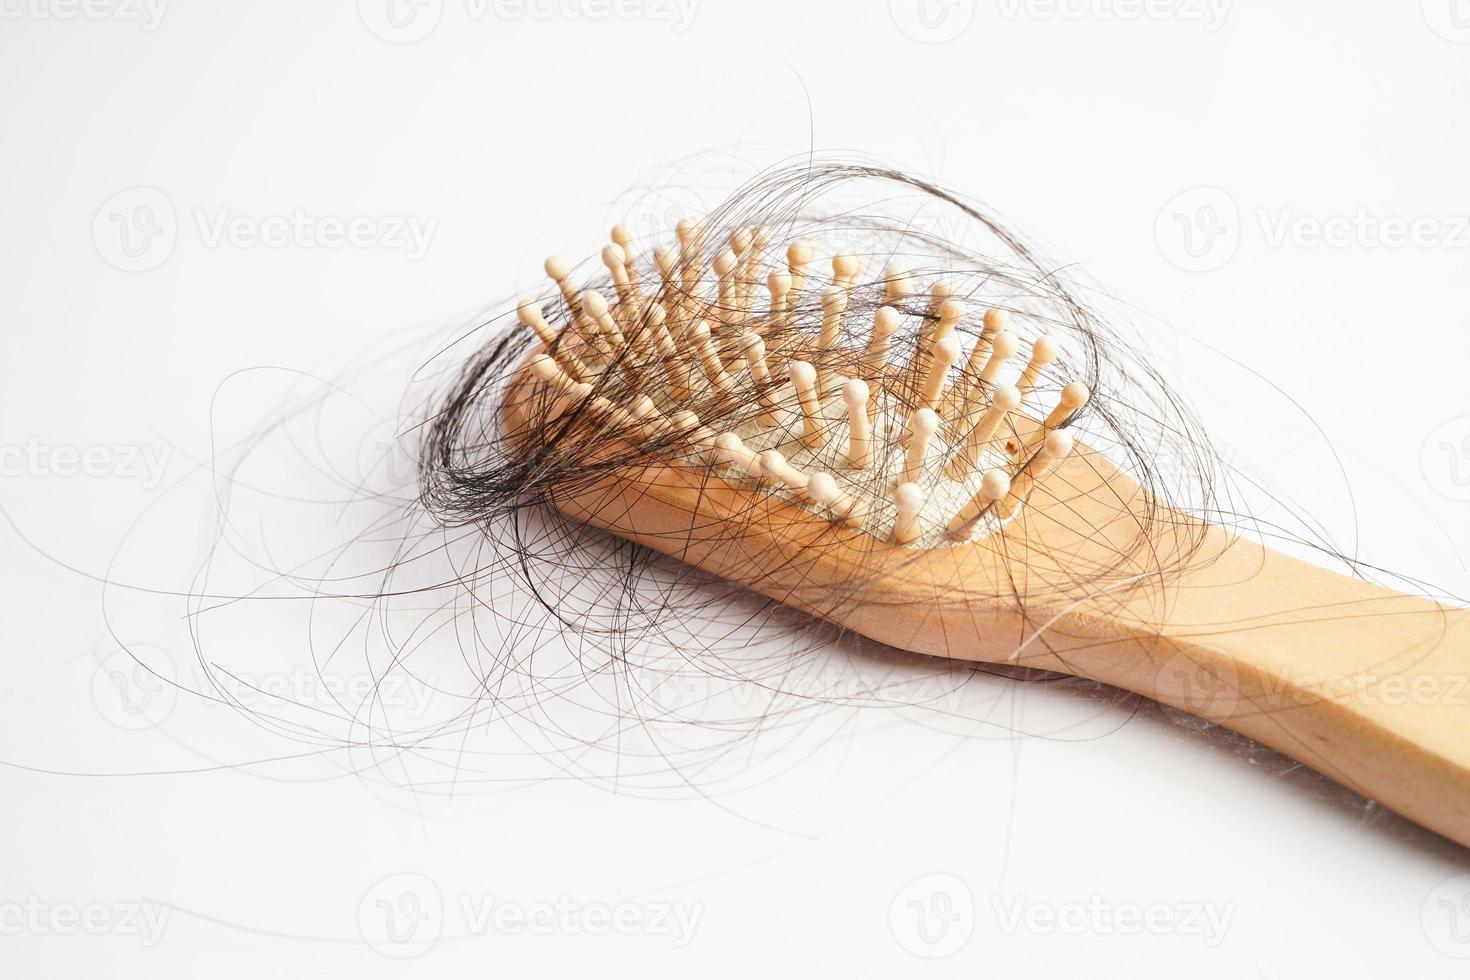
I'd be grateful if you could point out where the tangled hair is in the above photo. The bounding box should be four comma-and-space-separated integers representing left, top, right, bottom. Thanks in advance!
419, 161, 1225, 636
147, 157, 1394, 806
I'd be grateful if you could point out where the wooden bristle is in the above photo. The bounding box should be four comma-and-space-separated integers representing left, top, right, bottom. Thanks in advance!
891, 482, 925, 544
788, 359, 826, 449
997, 429, 1075, 519
759, 448, 808, 491
843, 379, 872, 468
946, 469, 1011, 539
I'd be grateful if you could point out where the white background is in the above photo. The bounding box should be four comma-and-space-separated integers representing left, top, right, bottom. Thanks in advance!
3, 1, 1470, 976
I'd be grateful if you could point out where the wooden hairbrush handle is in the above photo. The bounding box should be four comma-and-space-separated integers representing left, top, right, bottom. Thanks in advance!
1040, 531, 1470, 849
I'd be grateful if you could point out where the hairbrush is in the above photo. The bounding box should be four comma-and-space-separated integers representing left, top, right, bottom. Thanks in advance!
429, 165, 1470, 848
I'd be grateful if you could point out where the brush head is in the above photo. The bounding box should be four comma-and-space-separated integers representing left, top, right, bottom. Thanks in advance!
448, 166, 1214, 664
504, 216, 1101, 557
